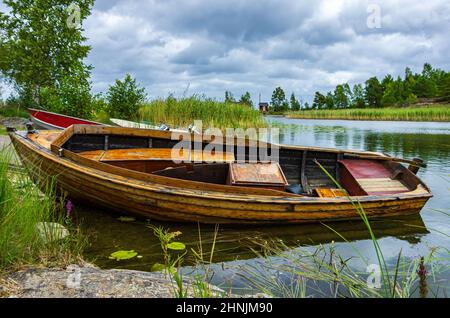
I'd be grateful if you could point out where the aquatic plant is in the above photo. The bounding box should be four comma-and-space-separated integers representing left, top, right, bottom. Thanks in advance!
149, 224, 225, 298
108, 250, 138, 261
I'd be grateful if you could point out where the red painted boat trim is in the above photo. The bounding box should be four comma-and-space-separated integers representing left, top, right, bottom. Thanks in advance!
338, 159, 391, 179
338, 159, 410, 196
28, 108, 102, 129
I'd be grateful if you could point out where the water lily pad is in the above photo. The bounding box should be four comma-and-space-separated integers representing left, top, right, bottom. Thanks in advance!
167, 242, 186, 251
109, 250, 138, 261
117, 216, 136, 222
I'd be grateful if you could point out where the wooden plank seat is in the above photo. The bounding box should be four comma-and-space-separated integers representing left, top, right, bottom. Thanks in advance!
339, 159, 410, 195
78, 148, 235, 163
227, 162, 289, 191
314, 188, 348, 198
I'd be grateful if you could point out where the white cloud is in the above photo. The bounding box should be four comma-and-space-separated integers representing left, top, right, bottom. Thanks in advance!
77, 0, 450, 103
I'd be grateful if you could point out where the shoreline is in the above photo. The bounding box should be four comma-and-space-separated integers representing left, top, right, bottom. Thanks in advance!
281, 115, 450, 123
265, 105, 450, 123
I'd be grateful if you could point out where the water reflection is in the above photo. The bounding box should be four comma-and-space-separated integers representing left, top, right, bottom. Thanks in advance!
80, 207, 428, 270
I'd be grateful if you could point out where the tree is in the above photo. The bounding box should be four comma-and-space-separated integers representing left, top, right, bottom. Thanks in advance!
0, 0, 95, 113
438, 73, 450, 101
350, 84, 365, 108
381, 74, 394, 91
381, 81, 399, 106
239, 92, 253, 107
414, 63, 438, 98
312, 91, 326, 109
325, 92, 335, 109
224, 91, 235, 103
333, 85, 349, 109
364, 77, 383, 108
106, 74, 147, 119
271, 87, 287, 112
290, 93, 301, 111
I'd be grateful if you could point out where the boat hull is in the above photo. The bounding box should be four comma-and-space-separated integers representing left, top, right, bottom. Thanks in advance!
10, 132, 432, 224
28, 108, 103, 130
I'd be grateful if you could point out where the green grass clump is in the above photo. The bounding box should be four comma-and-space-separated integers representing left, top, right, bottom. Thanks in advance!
286, 105, 450, 122
139, 95, 267, 130
0, 148, 86, 272
0, 106, 29, 119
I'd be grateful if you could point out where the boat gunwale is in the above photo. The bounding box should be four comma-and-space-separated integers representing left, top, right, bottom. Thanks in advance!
10, 129, 433, 205
28, 108, 106, 128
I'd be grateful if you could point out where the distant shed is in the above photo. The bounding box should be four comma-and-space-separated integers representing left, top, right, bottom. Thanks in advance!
259, 102, 269, 114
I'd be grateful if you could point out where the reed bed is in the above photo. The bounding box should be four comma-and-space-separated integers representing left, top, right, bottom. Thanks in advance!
139, 96, 267, 130
286, 105, 450, 122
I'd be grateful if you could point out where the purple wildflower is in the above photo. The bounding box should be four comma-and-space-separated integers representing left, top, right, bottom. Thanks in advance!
65, 200, 73, 217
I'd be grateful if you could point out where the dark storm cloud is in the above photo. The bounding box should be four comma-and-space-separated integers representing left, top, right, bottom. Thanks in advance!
82, 0, 450, 102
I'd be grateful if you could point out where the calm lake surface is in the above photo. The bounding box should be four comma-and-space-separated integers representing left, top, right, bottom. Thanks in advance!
80, 117, 450, 296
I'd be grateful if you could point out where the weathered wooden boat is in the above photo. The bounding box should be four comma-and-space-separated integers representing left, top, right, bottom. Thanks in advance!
8, 124, 432, 224
28, 108, 104, 130
110, 118, 201, 134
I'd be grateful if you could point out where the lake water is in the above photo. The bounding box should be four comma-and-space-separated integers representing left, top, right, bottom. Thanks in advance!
79, 117, 450, 296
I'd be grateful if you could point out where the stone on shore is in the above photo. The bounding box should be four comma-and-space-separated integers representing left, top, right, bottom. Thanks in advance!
1, 264, 226, 298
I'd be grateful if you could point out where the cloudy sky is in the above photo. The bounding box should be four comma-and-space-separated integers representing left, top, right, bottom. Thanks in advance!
2, 0, 450, 104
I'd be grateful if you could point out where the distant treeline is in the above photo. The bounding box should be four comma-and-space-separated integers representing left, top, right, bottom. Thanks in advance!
267, 63, 450, 112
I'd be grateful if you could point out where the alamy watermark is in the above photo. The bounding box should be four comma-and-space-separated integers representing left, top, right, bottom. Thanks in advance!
367, 4, 382, 29
66, 3, 81, 29
169, 121, 280, 164
366, 264, 382, 289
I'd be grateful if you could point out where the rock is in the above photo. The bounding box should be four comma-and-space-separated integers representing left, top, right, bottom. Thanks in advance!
0, 117, 28, 129
4, 265, 207, 298
3, 264, 269, 298
35, 222, 70, 243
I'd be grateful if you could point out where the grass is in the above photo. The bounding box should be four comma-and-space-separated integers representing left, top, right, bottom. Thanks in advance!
0, 127, 6, 135
139, 95, 267, 130
286, 104, 450, 122
0, 105, 29, 119
0, 147, 86, 274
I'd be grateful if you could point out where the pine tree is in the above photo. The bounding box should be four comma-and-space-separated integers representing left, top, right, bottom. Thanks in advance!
290, 93, 301, 111
271, 87, 287, 112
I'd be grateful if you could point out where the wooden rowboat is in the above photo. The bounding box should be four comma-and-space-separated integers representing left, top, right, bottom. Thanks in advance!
28, 108, 104, 130
8, 124, 432, 224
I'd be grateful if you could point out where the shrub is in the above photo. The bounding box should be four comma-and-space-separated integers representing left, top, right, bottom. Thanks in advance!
106, 74, 147, 119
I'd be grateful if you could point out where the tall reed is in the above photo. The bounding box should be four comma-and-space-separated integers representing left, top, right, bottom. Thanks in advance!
286, 105, 450, 122
139, 95, 267, 130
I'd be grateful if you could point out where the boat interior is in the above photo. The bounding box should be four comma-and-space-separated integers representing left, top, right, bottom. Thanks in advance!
26, 127, 427, 198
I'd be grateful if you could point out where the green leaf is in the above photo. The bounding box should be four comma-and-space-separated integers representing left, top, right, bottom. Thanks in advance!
167, 242, 186, 251
108, 250, 138, 261
151, 263, 166, 272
